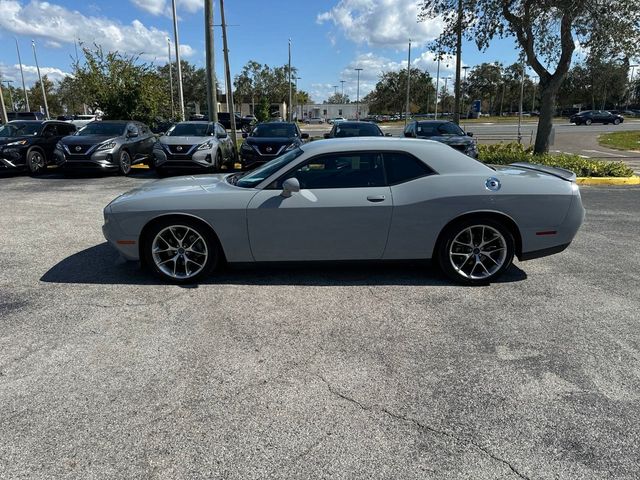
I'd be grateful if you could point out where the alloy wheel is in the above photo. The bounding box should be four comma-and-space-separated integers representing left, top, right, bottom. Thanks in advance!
448, 225, 508, 281
151, 225, 209, 280
29, 151, 44, 174
120, 151, 132, 175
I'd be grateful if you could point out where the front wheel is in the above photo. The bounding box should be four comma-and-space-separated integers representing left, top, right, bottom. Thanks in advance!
27, 149, 46, 175
144, 219, 220, 283
118, 150, 132, 175
585, 119, 593, 126
438, 219, 515, 285
613, 118, 621, 125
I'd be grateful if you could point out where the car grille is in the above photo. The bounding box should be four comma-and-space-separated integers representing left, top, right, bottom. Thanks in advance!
257, 144, 281, 155
168, 145, 194, 154
67, 144, 93, 154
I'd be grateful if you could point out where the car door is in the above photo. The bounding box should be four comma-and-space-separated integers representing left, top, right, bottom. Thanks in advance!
139, 124, 156, 159
246, 151, 393, 261
124, 123, 142, 160
40, 124, 61, 161
215, 123, 232, 160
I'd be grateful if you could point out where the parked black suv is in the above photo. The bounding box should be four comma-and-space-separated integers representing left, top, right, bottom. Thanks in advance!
323, 121, 386, 138
240, 122, 308, 169
55, 120, 156, 175
404, 120, 478, 158
570, 110, 624, 125
217, 113, 254, 133
0, 120, 76, 174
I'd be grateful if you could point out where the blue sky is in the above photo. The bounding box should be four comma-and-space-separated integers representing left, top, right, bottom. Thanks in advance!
0, 0, 526, 102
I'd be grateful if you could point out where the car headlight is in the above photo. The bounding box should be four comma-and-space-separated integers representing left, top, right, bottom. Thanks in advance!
96, 142, 117, 151
5, 140, 28, 147
284, 143, 296, 151
55, 142, 63, 150
197, 141, 213, 151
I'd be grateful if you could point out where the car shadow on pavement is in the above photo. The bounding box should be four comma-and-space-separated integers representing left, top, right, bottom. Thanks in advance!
40, 243, 528, 287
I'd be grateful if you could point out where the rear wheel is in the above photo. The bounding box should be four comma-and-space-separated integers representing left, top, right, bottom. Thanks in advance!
143, 218, 219, 283
585, 119, 593, 125
438, 218, 515, 285
27, 149, 46, 175
613, 118, 621, 125
118, 150, 132, 175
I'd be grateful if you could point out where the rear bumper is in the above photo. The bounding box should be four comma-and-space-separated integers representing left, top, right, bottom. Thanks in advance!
520, 243, 570, 261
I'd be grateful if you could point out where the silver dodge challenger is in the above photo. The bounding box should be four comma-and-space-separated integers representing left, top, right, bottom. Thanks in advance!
103, 138, 585, 285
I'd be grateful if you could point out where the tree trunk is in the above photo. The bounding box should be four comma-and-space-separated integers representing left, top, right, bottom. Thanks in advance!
534, 83, 558, 154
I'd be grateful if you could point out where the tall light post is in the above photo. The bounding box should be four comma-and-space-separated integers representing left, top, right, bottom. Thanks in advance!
0, 72, 7, 124
171, 0, 185, 120
434, 53, 441, 119
355, 67, 363, 120
15, 39, 29, 112
220, 0, 237, 154
405, 39, 411, 126
31, 40, 49, 119
288, 39, 292, 121
627, 64, 638, 109
204, 0, 218, 123
340, 79, 345, 97
167, 38, 175, 119
444, 76, 451, 114
518, 63, 525, 143
294, 75, 300, 121
333, 85, 338, 96
453, 0, 463, 124
462, 65, 470, 119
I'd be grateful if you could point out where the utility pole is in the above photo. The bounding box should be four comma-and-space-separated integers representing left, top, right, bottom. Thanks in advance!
355, 67, 363, 120
32, 40, 49, 119
204, 0, 218, 123
462, 65, 470, 120
3, 81, 14, 112
444, 76, 451, 114
453, 0, 463, 124
405, 39, 411, 126
167, 38, 175, 119
0, 73, 7, 124
333, 85, 338, 96
518, 63, 525, 143
434, 53, 441, 119
288, 39, 292, 122
15, 39, 29, 112
294, 76, 300, 121
220, 0, 237, 158
171, 0, 185, 120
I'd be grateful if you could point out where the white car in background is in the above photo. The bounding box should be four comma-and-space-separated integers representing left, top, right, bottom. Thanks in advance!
71, 115, 101, 128
327, 117, 346, 125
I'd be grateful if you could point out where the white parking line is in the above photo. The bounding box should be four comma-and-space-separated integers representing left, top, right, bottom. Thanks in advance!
582, 149, 628, 158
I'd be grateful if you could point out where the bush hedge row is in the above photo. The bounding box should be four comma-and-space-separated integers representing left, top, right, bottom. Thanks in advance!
477, 143, 634, 177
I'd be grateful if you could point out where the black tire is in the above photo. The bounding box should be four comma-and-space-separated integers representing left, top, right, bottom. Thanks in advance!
585, 119, 592, 126
613, 118, 621, 125
27, 148, 46, 175
118, 150, 132, 175
437, 217, 515, 285
241, 123, 252, 133
143, 217, 220, 284
212, 150, 222, 172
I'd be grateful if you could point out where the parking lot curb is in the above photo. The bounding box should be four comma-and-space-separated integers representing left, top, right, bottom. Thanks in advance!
576, 176, 640, 186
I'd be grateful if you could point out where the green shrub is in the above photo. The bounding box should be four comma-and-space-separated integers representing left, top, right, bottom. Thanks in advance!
477, 143, 634, 177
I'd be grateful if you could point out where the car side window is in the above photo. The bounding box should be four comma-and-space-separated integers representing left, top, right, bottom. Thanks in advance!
383, 152, 435, 185
42, 125, 57, 137
216, 124, 227, 137
63, 124, 76, 135
128, 124, 139, 136
276, 152, 385, 189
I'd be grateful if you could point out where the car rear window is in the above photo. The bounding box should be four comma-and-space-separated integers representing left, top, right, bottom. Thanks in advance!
333, 123, 383, 137
383, 152, 434, 184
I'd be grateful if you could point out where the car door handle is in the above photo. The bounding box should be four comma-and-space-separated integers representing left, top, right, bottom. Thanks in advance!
367, 195, 386, 203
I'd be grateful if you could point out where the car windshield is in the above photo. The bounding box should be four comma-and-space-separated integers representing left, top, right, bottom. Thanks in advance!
417, 122, 464, 136
0, 122, 41, 137
76, 123, 126, 136
234, 148, 304, 188
166, 123, 213, 137
333, 123, 382, 137
252, 124, 297, 138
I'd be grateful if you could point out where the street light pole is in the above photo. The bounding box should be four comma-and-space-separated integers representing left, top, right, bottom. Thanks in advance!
15, 39, 29, 112
31, 40, 49, 119
3, 81, 14, 112
355, 67, 363, 120
288, 39, 292, 122
453, 0, 463, 125
204, 0, 218, 123
340, 79, 345, 97
462, 65, 469, 120
444, 76, 451, 114
405, 39, 411, 126
518, 63, 525, 143
220, 0, 237, 157
627, 64, 638, 109
434, 53, 441, 119
0, 73, 7, 124
167, 38, 175, 119
171, 0, 185, 120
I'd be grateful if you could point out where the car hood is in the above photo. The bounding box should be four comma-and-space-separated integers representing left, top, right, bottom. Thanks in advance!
246, 136, 297, 147
63, 135, 119, 145
418, 135, 473, 145
160, 136, 214, 145
107, 174, 236, 211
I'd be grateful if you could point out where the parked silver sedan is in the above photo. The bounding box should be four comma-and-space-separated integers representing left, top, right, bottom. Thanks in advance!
103, 138, 584, 285
153, 121, 235, 175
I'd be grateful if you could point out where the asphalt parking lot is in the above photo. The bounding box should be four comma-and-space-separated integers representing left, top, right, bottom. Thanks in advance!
1, 172, 639, 479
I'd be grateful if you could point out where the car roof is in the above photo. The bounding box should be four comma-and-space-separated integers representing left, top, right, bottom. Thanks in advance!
299, 137, 490, 175
415, 120, 453, 125
176, 121, 214, 124
257, 121, 296, 126
334, 121, 379, 128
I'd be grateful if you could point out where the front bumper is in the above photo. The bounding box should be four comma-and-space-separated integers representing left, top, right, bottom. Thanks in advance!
0, 148, 27, 169
55, 148, 119, 170
153, 147, 214, 170
102, 207, 139, 260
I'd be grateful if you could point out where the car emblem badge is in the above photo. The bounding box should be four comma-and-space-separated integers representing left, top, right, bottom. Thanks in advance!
177, 146, 183, 151
75, 146, 81, 152
485, 177, 501, 191
266, 146, 272, 152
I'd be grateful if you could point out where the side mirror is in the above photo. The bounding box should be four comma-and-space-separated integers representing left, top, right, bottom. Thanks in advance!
242, 132, 248, 139
281, 177, 300, 198
323, 133, 330, 139
301, 133, 309, 139
467, 131, 474, 137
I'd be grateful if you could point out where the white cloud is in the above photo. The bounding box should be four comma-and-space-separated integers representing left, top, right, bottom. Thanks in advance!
131, 0, 202, 17
317, 0, 444, 49
0, 62, 70, 86
0, 0, 195, 62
